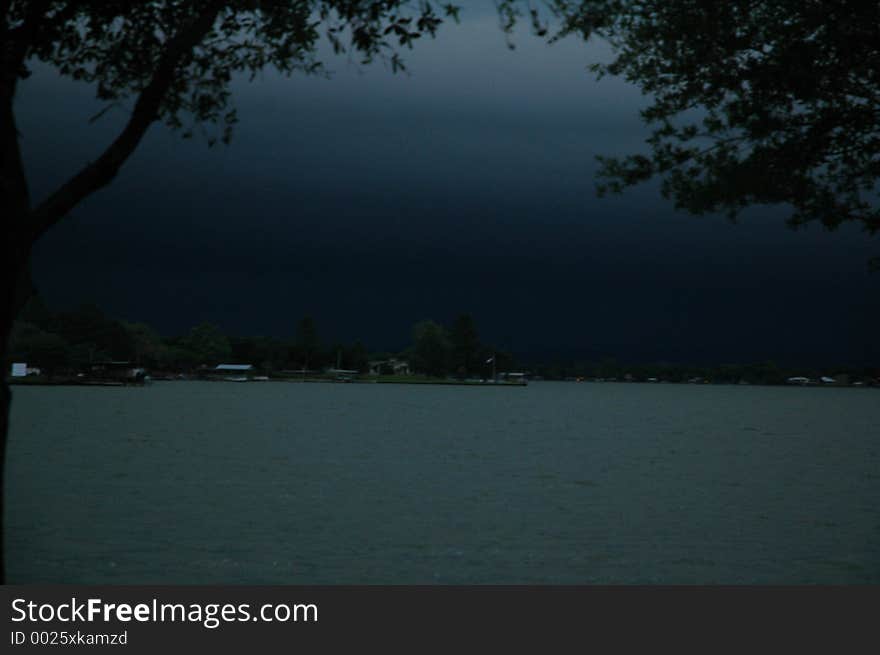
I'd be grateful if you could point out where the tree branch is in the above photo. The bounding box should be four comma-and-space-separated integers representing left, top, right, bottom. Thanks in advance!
2, 1, 52, 238
27, 4, 221, 244
1, 103, 28, 216
2, 1, 50, 95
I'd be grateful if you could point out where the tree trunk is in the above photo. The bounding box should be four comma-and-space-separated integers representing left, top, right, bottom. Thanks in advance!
1, 60, 33, 582
0, 231, 32, 584
0, 3, 219, 584
0, 359, 8, 584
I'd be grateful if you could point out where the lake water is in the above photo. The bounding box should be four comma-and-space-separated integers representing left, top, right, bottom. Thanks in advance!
6, 381, 879, 583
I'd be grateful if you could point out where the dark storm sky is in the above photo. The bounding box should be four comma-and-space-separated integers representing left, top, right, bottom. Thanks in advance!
16, 7, 880, 365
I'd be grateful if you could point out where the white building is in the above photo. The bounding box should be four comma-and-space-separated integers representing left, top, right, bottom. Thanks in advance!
368, 358, 410, 376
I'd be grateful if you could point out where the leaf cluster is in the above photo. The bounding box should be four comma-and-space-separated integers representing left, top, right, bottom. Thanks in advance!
513, 1, 880, 232
12, 1, 459, 144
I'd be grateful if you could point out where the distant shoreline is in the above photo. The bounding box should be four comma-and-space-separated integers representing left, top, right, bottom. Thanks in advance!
7, 376, 877, 389
5, 375, 528, 388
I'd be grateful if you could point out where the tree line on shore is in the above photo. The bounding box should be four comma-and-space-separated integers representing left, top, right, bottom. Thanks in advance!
526, 360, 879, 387
3, 297, 513, 379
4, 296, 877, 385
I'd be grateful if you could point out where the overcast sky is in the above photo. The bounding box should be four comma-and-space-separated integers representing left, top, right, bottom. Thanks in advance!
16, 5, 880, 365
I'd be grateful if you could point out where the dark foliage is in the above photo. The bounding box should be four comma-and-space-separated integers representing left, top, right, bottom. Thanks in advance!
503, 0, 880, 234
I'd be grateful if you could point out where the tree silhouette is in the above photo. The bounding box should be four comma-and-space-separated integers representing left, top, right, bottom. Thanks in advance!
410, 319, 451, 377
294, 315, 320, 370
503, 0, 880, 235
449, 313, 480, 376
0, 0, 459, 583
183, 322, 232, 366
